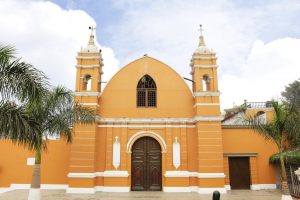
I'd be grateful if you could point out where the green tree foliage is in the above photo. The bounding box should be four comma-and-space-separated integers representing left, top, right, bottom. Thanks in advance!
246, 101, 300, 195
282, 78, 300, 110
0, 45, 97, 199
0, 45, 47, 142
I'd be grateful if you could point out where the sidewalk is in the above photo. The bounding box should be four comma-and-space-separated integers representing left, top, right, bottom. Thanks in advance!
0, 189, 290, 200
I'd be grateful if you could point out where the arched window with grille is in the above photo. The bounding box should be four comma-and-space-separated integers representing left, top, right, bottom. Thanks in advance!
137, 75, 157, 107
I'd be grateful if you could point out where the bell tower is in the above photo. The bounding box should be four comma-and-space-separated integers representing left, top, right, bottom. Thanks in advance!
190, 25, 226, 193
67, 27, 103, 193
75, 26, 103, 94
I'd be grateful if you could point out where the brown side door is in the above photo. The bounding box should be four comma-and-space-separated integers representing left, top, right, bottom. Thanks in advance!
229, 157, 251, 189
131, 137, 162, 191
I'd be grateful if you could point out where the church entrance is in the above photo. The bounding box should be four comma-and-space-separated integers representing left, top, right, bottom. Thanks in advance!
131, 136, 162, 191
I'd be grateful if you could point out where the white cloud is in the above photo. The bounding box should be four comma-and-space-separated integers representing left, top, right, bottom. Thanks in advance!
1, 0, 299, 112
0, 0, 119, 90
104, 0, 300, 110
220, 38, 300, 109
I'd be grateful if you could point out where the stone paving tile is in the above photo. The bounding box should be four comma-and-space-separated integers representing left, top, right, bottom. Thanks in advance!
0, 189, 291, 200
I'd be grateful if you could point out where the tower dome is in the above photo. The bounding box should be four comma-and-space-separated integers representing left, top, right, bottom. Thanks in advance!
194, 24, 211, 54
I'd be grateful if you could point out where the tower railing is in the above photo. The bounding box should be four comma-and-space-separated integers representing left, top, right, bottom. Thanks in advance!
242, 101, 273, 109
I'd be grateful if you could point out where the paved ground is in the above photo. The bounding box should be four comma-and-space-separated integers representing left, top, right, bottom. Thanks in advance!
0, 189, 294, 200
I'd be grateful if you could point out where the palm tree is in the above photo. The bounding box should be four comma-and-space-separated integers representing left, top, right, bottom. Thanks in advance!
2, 86, 96, 200
0, 45, 96, 199
246, 101, 300, 200
25, 86, 96, 200
0, 45, 48, 140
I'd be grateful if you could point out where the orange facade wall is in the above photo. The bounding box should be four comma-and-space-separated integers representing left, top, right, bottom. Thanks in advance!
0, 140, 70, 187
100, 57, 194, 118
222, 128, 277, 184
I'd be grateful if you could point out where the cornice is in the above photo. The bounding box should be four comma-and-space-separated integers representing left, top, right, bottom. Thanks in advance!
74, 92, 100, 97
193, 92, 221, 97
96, 116, 224, 123
75, 65, 101, 68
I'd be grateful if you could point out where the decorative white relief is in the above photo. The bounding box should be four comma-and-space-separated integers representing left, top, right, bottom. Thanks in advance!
26, 158, 35, 166
173, 137, 181, 169
113, 136, 120, 170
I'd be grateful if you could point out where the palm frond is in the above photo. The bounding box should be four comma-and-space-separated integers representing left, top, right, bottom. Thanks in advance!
0, 101, 42, 151
245, 100, 300, 151
269, 150, 300, 165
32, 86, 96, 143
0, 45, 15, 63
0, 45, 48, 103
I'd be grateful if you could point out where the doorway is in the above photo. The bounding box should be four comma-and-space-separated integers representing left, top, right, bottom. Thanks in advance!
131, 137, 162, 191
229, 157, 251, 189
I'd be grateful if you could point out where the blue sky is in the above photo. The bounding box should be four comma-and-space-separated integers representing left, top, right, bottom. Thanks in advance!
1, 0, 300, 109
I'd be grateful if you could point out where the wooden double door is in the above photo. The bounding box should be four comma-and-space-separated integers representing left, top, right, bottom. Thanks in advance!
131, 137, 162, 191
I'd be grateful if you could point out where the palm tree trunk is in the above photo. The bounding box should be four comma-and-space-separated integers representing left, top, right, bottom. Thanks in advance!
28, 149, 41, 200
279, 153, 290, 195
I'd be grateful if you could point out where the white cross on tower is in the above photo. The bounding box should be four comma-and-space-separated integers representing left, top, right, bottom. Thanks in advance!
89, 26, 96, 35
198, 24, 204, 36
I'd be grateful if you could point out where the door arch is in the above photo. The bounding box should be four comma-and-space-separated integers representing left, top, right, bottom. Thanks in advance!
131, 136, 162, 191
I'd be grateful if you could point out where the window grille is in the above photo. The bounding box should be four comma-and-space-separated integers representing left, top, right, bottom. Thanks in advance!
137, 75, 156, 107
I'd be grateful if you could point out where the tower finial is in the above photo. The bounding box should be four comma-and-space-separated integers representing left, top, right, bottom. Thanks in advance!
88, 26, 96, 46
198, 24, 205, 46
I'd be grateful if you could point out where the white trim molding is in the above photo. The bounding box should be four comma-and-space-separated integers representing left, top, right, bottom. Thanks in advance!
192, 56, 217, 60
194, 116, 224, 122
67, 186, 130, 193
98, 117, 193, 123
68, 171, 129, 178
194, 103, 220, 107
68, 173, 96, 178
250, 184, 276, 190
193, 92, 221, 97
98, 124, 195, 128
192, 64, 218, 68
76, 65, 100, 68
165, 171, 190, 177
79, 103, 99, 106
10, 184, 30, 189
97, 117, 223, 124
198, 173, 225, 178
127, 131, 167, 153
163, 186, 227, 193
74, 92, 100, 97
164, 171, 225, 178
103, 171, 129, 177
76, 56, 100, 60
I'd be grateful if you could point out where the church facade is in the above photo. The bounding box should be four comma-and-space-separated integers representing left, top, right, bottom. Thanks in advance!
0, 29, 277, 194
